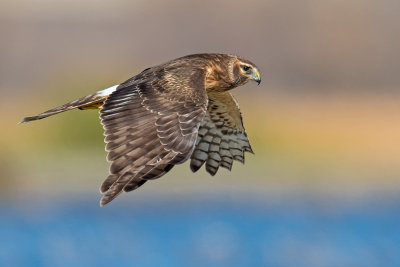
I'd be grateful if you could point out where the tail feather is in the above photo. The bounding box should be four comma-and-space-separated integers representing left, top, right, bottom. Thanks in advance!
20, 85, 118, 123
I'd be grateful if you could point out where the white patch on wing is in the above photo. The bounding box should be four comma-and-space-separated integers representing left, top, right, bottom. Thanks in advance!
96, 85, 118, 97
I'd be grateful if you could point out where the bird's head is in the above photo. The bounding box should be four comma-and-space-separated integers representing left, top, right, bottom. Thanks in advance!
231, 57, 261, 87
201, 54, 261, 91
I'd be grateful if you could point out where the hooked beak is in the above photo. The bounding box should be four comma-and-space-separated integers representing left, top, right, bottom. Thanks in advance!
252, 69, 261, 85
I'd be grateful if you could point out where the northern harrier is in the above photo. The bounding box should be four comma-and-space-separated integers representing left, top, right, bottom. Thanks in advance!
22, 53, 261, 206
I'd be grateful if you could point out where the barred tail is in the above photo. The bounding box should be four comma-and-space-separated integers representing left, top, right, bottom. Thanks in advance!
20, 85, 118, 123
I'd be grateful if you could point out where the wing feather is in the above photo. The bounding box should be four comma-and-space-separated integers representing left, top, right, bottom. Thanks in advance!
190, 91, 253, 176
99, 66, 208, 206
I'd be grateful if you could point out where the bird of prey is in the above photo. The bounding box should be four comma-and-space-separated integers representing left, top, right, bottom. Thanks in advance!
22, 53, 261, 206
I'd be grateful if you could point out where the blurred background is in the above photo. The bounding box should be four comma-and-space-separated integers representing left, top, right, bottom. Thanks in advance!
1, 0, 400, 266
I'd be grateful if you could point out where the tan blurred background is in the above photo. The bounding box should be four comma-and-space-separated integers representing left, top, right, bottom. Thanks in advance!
1, 0, 400, 201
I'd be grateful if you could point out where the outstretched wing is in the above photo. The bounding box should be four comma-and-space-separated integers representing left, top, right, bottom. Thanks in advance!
99, 66, 208, 206
190, 91, 253, 175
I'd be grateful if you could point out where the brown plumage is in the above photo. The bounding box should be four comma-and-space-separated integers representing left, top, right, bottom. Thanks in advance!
21, 53, 261, 206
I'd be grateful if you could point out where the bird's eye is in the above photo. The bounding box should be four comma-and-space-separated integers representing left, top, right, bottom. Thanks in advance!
241, 65, 251, 72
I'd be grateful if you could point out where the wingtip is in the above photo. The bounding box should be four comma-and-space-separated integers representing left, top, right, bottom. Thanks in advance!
99, 198, 108, 207
99, 193, 117, 207
190, 159, 204, 173
190, 163, 199, 173
205, 166, 218, 176
190, 165, 197, 173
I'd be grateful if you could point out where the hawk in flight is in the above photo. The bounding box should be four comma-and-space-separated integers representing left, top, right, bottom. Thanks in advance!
22, 53, 261, 206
